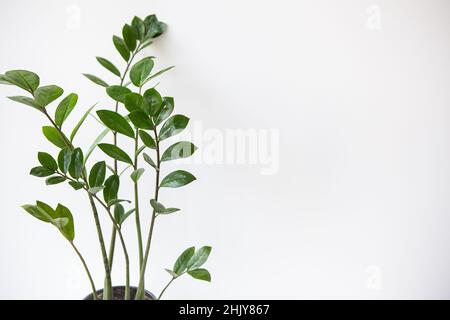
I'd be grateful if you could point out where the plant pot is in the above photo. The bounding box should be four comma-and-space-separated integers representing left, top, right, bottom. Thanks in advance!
83, 286, 156, 300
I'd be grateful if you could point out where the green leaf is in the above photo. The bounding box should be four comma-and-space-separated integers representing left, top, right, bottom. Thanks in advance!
46, 176, 66, 185
160, 170, 196, 188
42, 126, 67, 148
124, 92, 144, 113
103, 175, 120, 203
34, 85, 64, 107
96, 110, 134, 138
115, 205, 134, 225
22, 204, 52, 222
141, 66, 175, 87
0, 74, 13, 85
173, 247, 195, 275
132, 16, 146, 40
55, 204, 75, 241
96, 57, 121, 77
7, 96, 42, 110
69, 181, 85, 190
88, 186, 104, 194
155, 97, 174, 125
130, 168, 145, 183
89, 161, 106, 188
106, 85, 132, 103
129, 111, 153, 130
70, 104, 96, 142
161, 141, 197, 162
165, 269, 179, 278
122, 24, 137, 51
57, 147, 72, 174
130, 57, 154, 87
5, 70, 40, 93
69, 148, 84, 179
150, 199, 180, 215
159, 115, 189, 141
38, 152, 58, 171
188, 246, 212, 270
85, 128, 110, 163
144, 15, 167, 39
113, 35, 130, 61
107, 198, 131, 207
55, 93, 78, 127
30, 166, 54, 177
83, 73, 109, 87
138, 130, 156, 149
36, 201, 57, 220
143, 153, 158, 170
143, 88, 162, 116
98, 143, 133, 164
187, 269, 211, 282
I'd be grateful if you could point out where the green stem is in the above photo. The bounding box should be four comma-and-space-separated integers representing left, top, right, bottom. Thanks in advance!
134, 129, 144, 266
158, 277, 175, 300
69, 241, 98, 300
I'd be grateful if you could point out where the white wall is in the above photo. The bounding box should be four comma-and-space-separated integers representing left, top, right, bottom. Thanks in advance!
1, 0, 450, 299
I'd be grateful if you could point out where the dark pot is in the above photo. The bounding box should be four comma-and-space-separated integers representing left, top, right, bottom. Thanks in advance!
83, 286, 156, 300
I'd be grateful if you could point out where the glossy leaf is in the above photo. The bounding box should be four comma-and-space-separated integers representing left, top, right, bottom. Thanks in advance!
106, 85, 131, 103
34, 85, 64, 107
160, 170, 196, 188
57, 147, 72, 174
122, 24, 137, 51
89, 161, 106, 188
130, 57, 154, 87
138, 130, 156, 149
70, 105, 96, 142
69, 181, 85, 191
159, 115, 189, 141
5, 70, 40, 93
30, 166, 54, 177
130, 168, 145, 182
150, 199, 179, 215
96, 110, 134, 138
132, 16, 146, 40
141, 66, 175, 87
7, 96, 42, 110
143, 153, 158, 170
155, 97, 174, 125
115, 206, 134, 225
144, 15, 167, 39
85, 128, 110, 163
173, 247, 195, 275
96, 57, 121, 77
113, 35, 130, 61
83, 73, 109, 87
143, 88, 162, 116
188, 246, 212, 270
69, 148, 84, 179
22, 204, 52, 222
103, 175, 120, 204
161, 141, 197, 162
124, 92, 144, 113
187, 269, 211, 282
98, 143, 133, 165
38, 152, 58, 171
46, 176, 66, 185
55, 93, 78, 127
36, 201, 57, 220
42, 126, 67, 148
129, 111, 153, 130
55, 204, 75, 241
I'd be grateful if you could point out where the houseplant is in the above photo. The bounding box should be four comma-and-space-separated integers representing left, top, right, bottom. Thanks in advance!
0, 14, 212, 300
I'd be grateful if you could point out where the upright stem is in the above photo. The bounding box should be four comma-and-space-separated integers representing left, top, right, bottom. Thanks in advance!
135, 128, 160, 299
69, 241, 97, 300
134, 129, 144, 266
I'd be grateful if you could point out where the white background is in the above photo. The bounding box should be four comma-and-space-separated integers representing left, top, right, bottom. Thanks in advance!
1, 0, 450, 299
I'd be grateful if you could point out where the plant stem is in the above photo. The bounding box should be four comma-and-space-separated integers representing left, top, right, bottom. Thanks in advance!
134, 129, 144, 267
158, 277, 175, 300
69, 241, 97, 300
135, 128, 160, 299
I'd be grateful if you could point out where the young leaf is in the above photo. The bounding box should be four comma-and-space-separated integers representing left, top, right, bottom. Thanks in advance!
107, 199, 131, 207
98, 143, 133, 164
85, 128, 110, 163
143, 153, 158, 170
103, 175, 120, 203
188, 246, 212, 270
57, 147, 72, 174
160, 170, 196, 188
161, 141, 198, 162
115, 205, 134, 225
96, 110, 135, 138
83, 73, 109, 87
130, 168, 145, 182
173, 247, 195, 275
96, 57, 121, 77
106, 85, 131, 103
159, 115, 189, 141
113, 35, 130, 61
69, 148, 84, 179
34, 85, 64, 107
30, 166, 54, 177
187, 269, 211, 282
138, 130, 156, 149
7, 96, 42, 110
42, 126, 67, 148
70, 104, 96, 142
129, 111, 153, 130
5, 70, 40, 93
89, 161, 106, 188
143, 88, 162, 116
150, 199, 180, 215
130, 57, 154, 87
55, 93, 78, 127
124, 92, 144, 113
46, 176, 66, 185
55, 204, 75, 241
21, 204, 52, 222
38, 152, 58, 171
154, 97, 174, 125
122, 24, 137, 51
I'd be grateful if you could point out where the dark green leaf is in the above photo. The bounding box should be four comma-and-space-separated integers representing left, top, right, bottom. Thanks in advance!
83, 73, 109, 87
55, 93, 78, 127
188, 246, 212, 270
98, 143, 133, 164
141, 66, 175, 87
106, 85, 131, 103
113, 35, 130, 61
130, 57, 154, 87
96, 110, 134, 138
38, 152, 58, 171
159, 115, 189, 141
138, 130, 156, 149
173, 247, 195, 275
42, 126, 67, 148
7, 96, 42, 110
160, 170, 196, 188
69, 148, 84, 179
57, 147, 72, 174
96, 57, 121, 77
34, 85, 64, 107
187, 269, 211, 282
144, 15, 167, 39
143, 88, 162, 116
55, 204, 75, 241
36, 201, 57, 220
124, 92, 144, 113
155, 97, 174, 125
130, 168, 145, 182
143, 153, 158, 170
30, 166, 54, 177
5, 70, 40, 93
129, 111, 153, 130
21, 204, 52, 222
103, 174, 120, 203
132, 16, 146, 40
70, 105, 96, 142
89, 161, 106, 188
115, 205, 134, 225
122, 24, 137, 51
69, 181, 85, 190
46, 176, 66, 185
161, 141, 197, 162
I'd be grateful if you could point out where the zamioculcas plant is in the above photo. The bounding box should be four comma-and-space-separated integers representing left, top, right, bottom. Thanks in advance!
0, 14, 212, 300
